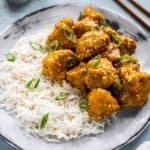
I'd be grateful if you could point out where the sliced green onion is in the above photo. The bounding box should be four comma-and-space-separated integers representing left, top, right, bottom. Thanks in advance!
78, 98, 88, 110
55, 92, 69, 100
29, 41, 45, 52
25, 78, 40, 89
111, 34, 117, 41
111, 35, 122, 47
100, 20, 109, 27
64, 56, 79, 70
47, 40, 59, 52
78, 12, 84, 21
93, 26, 100, 31
6, 53, 16, 62
40, 113, 49, 129
92, 54, 101, 60
62, 27, 76, 42
92, 54, 101, 68
112, 79, 123, 97
118, 39, 122, 47
117, 55, 137, 64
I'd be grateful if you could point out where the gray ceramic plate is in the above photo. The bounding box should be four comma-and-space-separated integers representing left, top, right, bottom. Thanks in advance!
0, 4, 150, 150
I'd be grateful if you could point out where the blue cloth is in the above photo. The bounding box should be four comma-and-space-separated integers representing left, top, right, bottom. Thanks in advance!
0, 0, 149, 149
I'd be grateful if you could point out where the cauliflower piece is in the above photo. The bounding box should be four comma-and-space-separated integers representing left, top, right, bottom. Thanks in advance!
76, 31, 110, 60
45, 17, 76, 50
84, 57, 118, 89
87, 88, 120, 120
42, 50, 77, 80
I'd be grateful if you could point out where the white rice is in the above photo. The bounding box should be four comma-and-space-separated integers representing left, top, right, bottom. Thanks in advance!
0, 31, 109, 142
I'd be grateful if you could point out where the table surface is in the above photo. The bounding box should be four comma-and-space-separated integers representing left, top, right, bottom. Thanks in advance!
0, 0, 149, 150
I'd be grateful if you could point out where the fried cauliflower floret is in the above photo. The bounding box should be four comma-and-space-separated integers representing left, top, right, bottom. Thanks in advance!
66, 63, 87, 91
114, 54, 140, 69
42, 50, 77, 80
87, 88, 120, 120
84, 57, 118, 89
119, 64, 140, 79
103, 26, 118, 38
73, 18, 99, 38
112, 35, 136, 55
101, 43, 121, 62
83, 6, 104, 23
45, 17, 76, 50
58, 17, 74, 26
119, 36, 136, 55
120, 72, 150, 108
76, 31, 110, 60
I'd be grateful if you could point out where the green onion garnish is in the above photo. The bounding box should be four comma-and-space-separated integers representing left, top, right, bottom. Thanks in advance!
78, 12, 84, 21
6, 53, 16, 62
111, 34, 117, 41
25, 78, 40, 89
118, 39, 122, 47
62, 27, 76, 42
78, 98, 88, 110
112, 79, 124, 97
64, 56, 79, 70
93, 26, 100, 31
55, 92, 69, 100
40, 113, 49, 129
47, 40, 59, 52
92, 54, 101, 68
92, 54, 101, 60
117, 55, 137, 64
111, 35, 122, 47
29, 41, 45, 52
100, 20, 109, 27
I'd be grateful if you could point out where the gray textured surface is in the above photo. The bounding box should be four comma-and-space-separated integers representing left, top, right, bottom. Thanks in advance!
0, 0, 149, 150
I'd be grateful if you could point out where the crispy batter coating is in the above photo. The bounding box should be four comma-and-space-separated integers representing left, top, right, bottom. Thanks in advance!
114, 55, 140, 69
119, 64, 140, 79
73, 18, 99, 38
118, 35, 136, 55
76, 31, 110, 60
83, 6, 104, 22
45, 17, 76, 50
87, 88, 120, 120
42, 50, 75, 80
103, 26, 118, 38
66, 63, 87, 91
84, 58, 118, 89
119, 72, 150, 108
42, 6, 150, 117
101, 43, 121, 62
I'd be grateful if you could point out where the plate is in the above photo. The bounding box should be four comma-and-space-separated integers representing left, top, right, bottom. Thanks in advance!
0, 4, 150, 150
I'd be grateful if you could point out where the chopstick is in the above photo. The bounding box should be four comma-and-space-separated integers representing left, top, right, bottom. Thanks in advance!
115, 0, 150, 30
130, 0, 150, 17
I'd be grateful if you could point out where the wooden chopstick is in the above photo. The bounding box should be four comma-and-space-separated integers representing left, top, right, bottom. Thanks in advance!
115, 0, 150, 30
130, 0, 150, 17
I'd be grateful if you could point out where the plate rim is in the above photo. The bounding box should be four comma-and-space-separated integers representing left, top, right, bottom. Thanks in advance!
0, 3, 149, 150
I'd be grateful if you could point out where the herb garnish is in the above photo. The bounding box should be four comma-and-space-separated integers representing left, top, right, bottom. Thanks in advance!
78, 12, 84, 21
47, 40, 59, 52
55, 92, 69, 100
117, 55, 137, 64
78, 98, 88, 110
25, 78, 40, 89
111, 35, 122, 47
92, 54, 101, 68
40, 113, 49, 129
6, 53, 16, 62
62, 27, 76, 42
29, 41, 45, 52
112, 79, 124, 97
64, 56, 79, 70
100, 20, 109, 27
